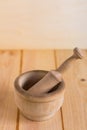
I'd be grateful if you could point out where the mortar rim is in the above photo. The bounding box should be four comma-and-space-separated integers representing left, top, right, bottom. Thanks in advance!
14, 70, 65, 102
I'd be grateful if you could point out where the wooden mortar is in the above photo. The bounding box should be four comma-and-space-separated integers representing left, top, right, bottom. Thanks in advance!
14, 70, 65, 121
14, 47, 83, 121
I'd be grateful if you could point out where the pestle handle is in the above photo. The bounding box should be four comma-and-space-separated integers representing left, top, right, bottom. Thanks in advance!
57, 47, 83, 73
27, 47, 83, 96
73, 47, 84, 59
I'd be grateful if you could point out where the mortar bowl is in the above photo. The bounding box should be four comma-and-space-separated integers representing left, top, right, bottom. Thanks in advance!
14, 70, 65, 121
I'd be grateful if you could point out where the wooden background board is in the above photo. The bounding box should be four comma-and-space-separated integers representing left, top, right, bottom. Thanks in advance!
0, 50, 87, 130
0, 0, 87, 49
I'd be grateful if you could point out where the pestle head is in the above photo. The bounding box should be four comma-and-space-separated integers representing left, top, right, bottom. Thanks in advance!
73, 47, 84, 59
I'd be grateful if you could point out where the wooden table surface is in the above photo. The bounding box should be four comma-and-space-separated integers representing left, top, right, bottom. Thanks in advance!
0, 50, 87, 130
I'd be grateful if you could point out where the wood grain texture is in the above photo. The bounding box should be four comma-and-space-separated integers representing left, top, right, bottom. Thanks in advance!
0, 51, 20, 130
0, 0, 87, 49
55, 50, 87, 130
19, 50, 63, 130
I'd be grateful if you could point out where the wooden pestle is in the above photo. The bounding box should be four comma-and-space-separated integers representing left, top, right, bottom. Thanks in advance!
27, 48, 83, 96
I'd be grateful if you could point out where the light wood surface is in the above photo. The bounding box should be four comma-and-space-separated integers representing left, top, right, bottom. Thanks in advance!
0, 50, 87, 130
0, 0, 87, 49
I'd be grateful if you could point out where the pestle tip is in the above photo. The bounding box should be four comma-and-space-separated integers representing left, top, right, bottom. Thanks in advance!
73, 47, 84, 59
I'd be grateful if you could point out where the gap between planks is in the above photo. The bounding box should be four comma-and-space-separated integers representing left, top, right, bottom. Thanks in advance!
54, 50, 64, 130
16, 50, 23, 130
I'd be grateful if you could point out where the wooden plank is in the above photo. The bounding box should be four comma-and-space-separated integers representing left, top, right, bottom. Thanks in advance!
74, 50, 87, 128
22, 50, 55, 72
0, 51, 20, 130
19, 50, 63, 130
55, 50, 87, 130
